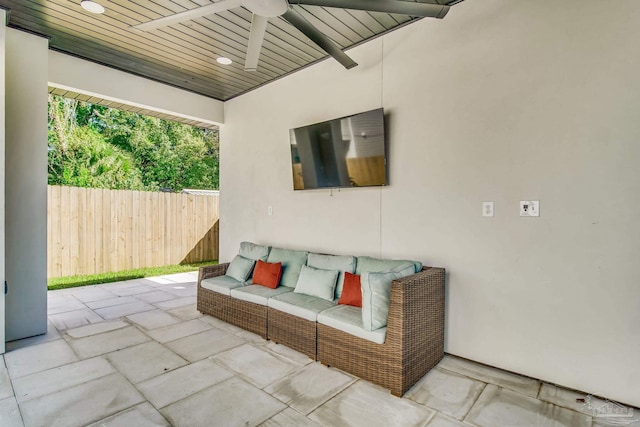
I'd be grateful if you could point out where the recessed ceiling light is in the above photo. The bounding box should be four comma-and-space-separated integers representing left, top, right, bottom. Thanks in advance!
216, 57, 233, 65
81, 0, 105, 14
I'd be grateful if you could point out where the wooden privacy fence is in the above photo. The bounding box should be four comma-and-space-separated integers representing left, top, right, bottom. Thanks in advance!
47, 185, 219, 278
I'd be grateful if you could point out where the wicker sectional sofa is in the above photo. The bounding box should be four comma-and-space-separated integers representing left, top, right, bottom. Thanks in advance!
197, 243, 445, 397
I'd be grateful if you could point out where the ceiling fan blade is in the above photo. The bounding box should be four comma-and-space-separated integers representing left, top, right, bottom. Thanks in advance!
293, 0, 450, 19
132, 0, 243, 31
245, 15, 269, 72
282, 9, 357, 70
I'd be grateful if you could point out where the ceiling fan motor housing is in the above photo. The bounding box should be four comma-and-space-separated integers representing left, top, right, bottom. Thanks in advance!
242, 0, 289, 17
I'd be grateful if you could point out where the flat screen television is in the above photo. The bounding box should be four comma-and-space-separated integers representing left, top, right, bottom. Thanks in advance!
290, 108, 387, 190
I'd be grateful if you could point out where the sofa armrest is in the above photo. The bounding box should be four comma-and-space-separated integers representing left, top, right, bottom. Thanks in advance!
387, 266, 445, 351
198, 263, 229, 283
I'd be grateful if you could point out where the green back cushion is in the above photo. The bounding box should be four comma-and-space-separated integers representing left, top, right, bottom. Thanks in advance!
239, 241, 271, 261
267, 247, 309, 288
307, 253, 356, 299
361, 263, 415, 331
225, 255, 256, 282
293, 265, 339, 302
355, 256, 422, 275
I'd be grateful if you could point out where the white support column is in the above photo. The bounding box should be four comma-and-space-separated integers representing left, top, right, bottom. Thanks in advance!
5, 28, 49, 342
0, 10, 6, 353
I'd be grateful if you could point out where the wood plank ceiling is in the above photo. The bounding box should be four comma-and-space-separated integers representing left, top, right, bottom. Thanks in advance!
0, 1, 458, 101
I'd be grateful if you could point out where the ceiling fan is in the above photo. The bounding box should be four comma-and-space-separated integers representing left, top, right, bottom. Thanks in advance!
132, 0, 451, 72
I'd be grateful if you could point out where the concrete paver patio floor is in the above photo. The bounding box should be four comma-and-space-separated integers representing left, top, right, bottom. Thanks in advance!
0, 272, 637, 426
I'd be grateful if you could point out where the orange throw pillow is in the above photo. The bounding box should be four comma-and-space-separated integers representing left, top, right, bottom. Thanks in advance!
338, 272, 362, 307
252, 260, 282, 289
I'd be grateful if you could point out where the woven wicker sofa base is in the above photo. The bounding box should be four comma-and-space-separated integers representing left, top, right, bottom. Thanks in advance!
267, 308, 317, 359
317, 323, 443, 397
317, 266, 445, 397
197, 263, 268, 339
197, 263, 228, 320
198, 263, 445, 396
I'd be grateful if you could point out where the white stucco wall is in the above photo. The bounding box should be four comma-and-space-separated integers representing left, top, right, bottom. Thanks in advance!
221, 0, 640, 406
5, 28, 49, 341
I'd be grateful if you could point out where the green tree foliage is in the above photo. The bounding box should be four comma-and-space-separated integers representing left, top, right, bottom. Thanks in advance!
47, 95, 219, 191
48, 126, 145, 190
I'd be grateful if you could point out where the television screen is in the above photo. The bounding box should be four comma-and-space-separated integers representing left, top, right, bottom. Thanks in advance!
290, 108, 387, 190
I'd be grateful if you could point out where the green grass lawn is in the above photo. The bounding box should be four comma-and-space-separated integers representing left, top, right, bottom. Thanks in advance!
48, 260, 218, 290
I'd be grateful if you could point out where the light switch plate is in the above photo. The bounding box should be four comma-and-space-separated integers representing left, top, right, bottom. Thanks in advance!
520, 200, 539, 217
482, 201, 494, 217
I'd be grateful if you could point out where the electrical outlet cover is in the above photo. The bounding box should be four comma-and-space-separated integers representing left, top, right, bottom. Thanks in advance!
482, 201, 494, 217
520, 200, 540, 217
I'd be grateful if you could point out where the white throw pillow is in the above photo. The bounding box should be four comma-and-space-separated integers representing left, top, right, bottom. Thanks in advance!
225, 254, 256, 282
293, 265, 339, 302
307, 253, 356, 299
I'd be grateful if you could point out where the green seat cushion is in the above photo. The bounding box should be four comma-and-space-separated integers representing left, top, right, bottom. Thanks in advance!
268, 292, 336, 322
229, 285, 292, 306
317, 305, 386, 344
361, 263, 415, 331
201, 275, 247, 296
293, 265, 339, 302
267, 247, 309, 288
307, 253, 356, 299
225, 254, 256, 282
239, 241, 271, 261
355, 256, 422, 275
